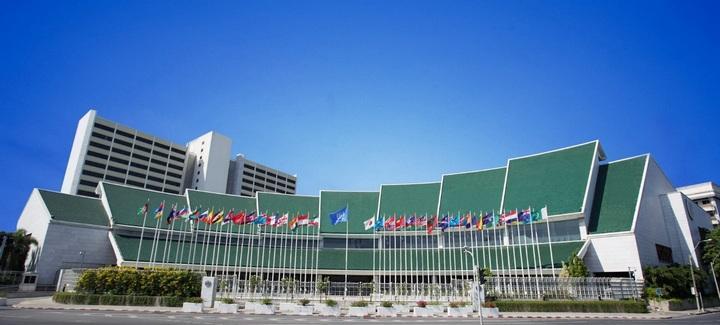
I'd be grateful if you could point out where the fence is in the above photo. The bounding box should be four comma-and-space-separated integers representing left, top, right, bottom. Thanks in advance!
212, 275, 643, 301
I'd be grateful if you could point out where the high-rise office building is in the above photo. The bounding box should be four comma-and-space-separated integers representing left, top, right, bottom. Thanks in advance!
61, 110, 296, 197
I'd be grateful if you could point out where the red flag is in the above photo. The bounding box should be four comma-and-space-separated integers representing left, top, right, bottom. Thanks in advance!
384, 216, 396, 231
396, 216, 405, 229
427, 216, 436, 234
232, 211, 246, 224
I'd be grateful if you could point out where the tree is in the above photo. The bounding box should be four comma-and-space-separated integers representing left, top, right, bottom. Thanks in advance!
644, 264, 705, 299
316, 276, 330, 301
560, 254, 589, 277
0, 229, 38, 271
702, 227, 720, 277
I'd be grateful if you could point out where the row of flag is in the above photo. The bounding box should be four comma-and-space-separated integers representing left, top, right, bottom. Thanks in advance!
137, 201, 320, 230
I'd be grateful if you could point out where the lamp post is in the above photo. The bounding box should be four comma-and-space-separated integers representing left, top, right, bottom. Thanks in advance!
79, 251, 86, 269
463, 246, 483, 325
690, 239, 711, 312
711, 256, 720, 302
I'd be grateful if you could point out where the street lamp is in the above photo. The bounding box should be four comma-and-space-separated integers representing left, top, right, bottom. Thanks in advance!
712, 255, 720, 303
690, 239, 711, 312
79, 251, 86, 269
463, 246, 483, 325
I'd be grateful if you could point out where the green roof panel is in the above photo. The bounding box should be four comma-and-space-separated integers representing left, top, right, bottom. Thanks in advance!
378, 182, 441, 217
38, 190, 109, 226
588, 156, 647, 234
320, 191, 380, 234
439, 168, 506, 215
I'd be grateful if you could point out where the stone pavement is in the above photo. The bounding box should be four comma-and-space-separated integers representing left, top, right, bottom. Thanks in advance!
9, 297, 719, 320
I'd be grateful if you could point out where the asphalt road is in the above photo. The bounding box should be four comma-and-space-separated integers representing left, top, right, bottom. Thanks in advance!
0, 309, 718, 325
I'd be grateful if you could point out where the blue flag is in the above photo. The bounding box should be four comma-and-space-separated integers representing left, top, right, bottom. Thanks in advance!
329, 206, 349, 225
374, 216, 385, 230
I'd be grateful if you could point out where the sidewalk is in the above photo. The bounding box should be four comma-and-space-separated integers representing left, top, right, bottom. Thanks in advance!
10, 297, 719, 319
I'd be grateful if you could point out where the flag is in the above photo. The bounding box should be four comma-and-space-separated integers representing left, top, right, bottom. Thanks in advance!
213, 209, 226, 224
417, 215, 428, 227
137, 201, 149, 216
541, 206, 549, 220
177, 207, 189, 219
363, 216, 375, 231
297, 214, 309, 226
244, 211, 257, 224
198, 209, 210, 223
275, 213, 289, 227
475, 214, 483, 231
329, 206, 349, 225
406, 215, 416, 227
254, 213, 267, 225
518, 209, 532, 224
268, 214, 278, 226
439, 215, 449, 232
448, 215, 460, 227
427, 216, 436, 234
482, 212, 494, 228
395, 216, 406, 229
502, 210, 518, 225
384, 216, 396, 231
232, 210, 246, 224
374, 216, 385, 230
154, 201, 165, 219
289, 216, 299, 231
223, 209, 234, 225
187, 209, 200, 222
166, 205, 178, 224
309, 216, 320, 227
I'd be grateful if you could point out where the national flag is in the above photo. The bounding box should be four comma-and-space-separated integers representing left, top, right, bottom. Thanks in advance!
518, 209, 532, 224
363, 216, 375, 231
289, 216, 298, 231
448, 215, 460, 227
198, 209, 210, 223
541, 206, 549, 220
417, 215, 428, 227
186, 209, 200, 222
374, 216, 385, 230
244, 211, 257, 224
426, 216, 436, 234
439, 215, 449, 232
268, 214, 278, 226
232, 210, 246, 224
275, 213, 289, 227
309, 216, 320, 227
177, 207, 189, 219
297, 214, 309, 226
501, 210, 518, 225
329, 206, 349, 225
406, 215, 416, 227
154, 201, 165, 219
384, 216, 396, 231
254, 213, 267, 225
166, 205, 178, 224
137, 201, 149, 216
223, 209, 235, 225
213, 209, 226, 224
395, 216, 405, 229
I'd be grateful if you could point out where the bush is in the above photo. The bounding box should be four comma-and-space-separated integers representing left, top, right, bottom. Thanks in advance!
54, 292, 195, 307
416, 300, 427, 308
220, 298, 235, 304
644, 264, 705, 299
160, 296, 184, 307
298, 298, 310, 306
495, 300, 648, 313
184, 297, 203, 304
261, 298, 272, 305
75, 267, 201, 298
449, 301, 467, 308
482, 301, 496, 308
380, 301, 393, 308
325, 299, 337, 307
351, 300, 369, 307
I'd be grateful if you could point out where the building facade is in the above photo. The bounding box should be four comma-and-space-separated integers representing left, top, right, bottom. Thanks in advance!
61, 110, 296, 198
18, 140, 712, 290
677, 182, 720, 226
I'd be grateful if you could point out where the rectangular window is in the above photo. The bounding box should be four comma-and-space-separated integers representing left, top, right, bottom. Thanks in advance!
128, 171, 145, 178
79, 179, 98, 187
134, 144, 151, 153
241, 185, 253, 192
88, 141, 111, 151
147, 175, 164, 183
115, 129, 134, 139
91, 132, 112, 141
136, 136, 153, 145
111, 147, 131, 156
168, 164, 184, 171
105, 175, 125, 183
150, 158, 166, 166
77, 190, 99, 197
288, 179, 296, 185
169, 155, 185, 163
655, 244, 673, 263
113, 138, 133, 147
170, 147, 186, 155
109, 156, 129, 165
93, 123, 115, 133
149, 166, 165, 174
86, 150, 108, 160
166, 171, 182, 179
154, 142, 170, 150
256, 175, 266, 181
243, 171, 254, 177
165, 180, 180, 187
107, 165, 127, 174
130, 162, 148, 170
84, 160, 106, 169
132, 153, 150, 161
244, 164, 255, 170
146, 184, 163, 191
126, 180, 144, 187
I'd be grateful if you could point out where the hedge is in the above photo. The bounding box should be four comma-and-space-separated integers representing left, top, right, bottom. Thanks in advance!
495, 300, 648, 313
75, 267, 201, 297
53, 292, 187, 307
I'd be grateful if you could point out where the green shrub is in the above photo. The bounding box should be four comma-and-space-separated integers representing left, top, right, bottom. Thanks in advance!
53, 292, 194, 307
160, 296, 184, 307
99, 294, 125, 305
644, 264, 705, 299
351, 300, 369, 307
75, 267, 201, 297
298, 298, 310, 306
449, 301, 467, 308
220, 298, 235, 304
127, 295, 156, 306
324, 299, 337, 307
184, 297, 203, 304
261, 298, 272, 305
495, 300, 647, 313
380, 301, 393, 308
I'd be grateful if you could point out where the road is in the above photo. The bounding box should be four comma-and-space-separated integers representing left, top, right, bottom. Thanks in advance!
0, 309, 718, 325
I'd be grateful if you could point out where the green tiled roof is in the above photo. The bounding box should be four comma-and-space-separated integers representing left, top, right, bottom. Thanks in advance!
502, 141, 598, 215
257, 193, 319, 234
38, 190, 109, 226
439, 168, 506, 215
100, 182, 188, 232
320, 191, 379, 234
588, 156, 647, 234
378, 183, 441, 217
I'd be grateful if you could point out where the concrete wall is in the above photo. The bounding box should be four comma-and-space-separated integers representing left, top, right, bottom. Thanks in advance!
186, 132, 231, 193
60, 110, 95, 194
584, 233, 643, 279
16, 189, 51, 273
35, 222, 116, 286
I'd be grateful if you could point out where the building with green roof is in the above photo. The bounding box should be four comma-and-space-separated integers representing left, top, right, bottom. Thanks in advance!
16, 141, 712, 294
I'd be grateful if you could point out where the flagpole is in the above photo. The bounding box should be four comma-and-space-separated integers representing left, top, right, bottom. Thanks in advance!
313, 215, 321, 298
174, 210, 186, 266
135, 199, 149, 269
161, 205, 174, 266
233, 211, 244, 298
544, 206, 556, 278
149, 202, 164, 269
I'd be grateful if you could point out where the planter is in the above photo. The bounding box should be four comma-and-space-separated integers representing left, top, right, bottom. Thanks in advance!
376, 306, 396, 317
215, 302, 238, 314
447, 306, 471, 317
394, 305, 409, 314
253, 304, 275, 315
244, 302, 258, 312
182, 302, 203, 313
480, 307, 500, 318
317, 305, 341, 316
413, 307, 435, 317
0, 298, 6, 307
347, 306, 372, 316
288, 305, 314, 315
279, 302, 296, 313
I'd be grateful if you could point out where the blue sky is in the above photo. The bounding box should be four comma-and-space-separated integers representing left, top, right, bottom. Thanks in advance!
1, 1, 718, 231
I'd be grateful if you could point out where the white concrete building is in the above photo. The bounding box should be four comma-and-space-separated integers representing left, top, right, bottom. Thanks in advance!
677, 182, 720, 226
60, 110, 296, 198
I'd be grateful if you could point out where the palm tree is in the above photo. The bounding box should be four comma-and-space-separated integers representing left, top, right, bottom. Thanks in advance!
0, 229, 38, 271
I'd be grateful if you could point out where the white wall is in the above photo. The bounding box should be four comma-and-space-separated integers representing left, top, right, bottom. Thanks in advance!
584, 234, 643, 279
186, 132, 231, 193
16, 189, 51, 273
60, 110, 95, 194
